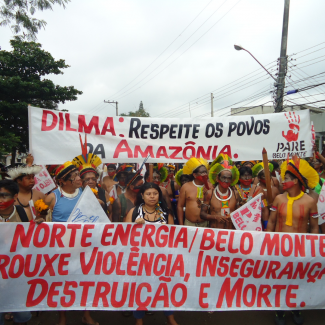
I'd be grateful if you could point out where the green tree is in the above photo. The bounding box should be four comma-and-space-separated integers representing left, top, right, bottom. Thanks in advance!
0, 0, 70, 41
120, 101, 150, 117
0, 40, 82, 165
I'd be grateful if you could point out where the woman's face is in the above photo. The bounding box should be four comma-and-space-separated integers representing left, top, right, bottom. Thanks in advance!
143, 188, 159, 206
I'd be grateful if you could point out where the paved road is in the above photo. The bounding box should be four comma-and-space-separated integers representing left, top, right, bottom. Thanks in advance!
6, 309, 325, 325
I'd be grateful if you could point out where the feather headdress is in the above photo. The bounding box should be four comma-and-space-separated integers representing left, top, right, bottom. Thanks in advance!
281, 155, 319, 189
209, 154, 239, 186
252, 162, 274, 178
183, 157, 209, 175
154, 164, 168, 183
55, 161, 77, 180
175, 169, 183, 187
72, 134, 102, 177
7, 165, 42, 180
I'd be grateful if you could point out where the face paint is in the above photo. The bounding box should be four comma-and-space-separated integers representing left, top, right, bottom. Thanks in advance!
196, 175, 209, 188
108, 171, 115, 177
119, 181, 126, 186
153, 181, 160, 186
219, 181, 230, 189
0, 198, 15, 210
132, 186, 142, 193
282, 180, 295, 191
259, 179, 266, 185
240, 178, 252, 187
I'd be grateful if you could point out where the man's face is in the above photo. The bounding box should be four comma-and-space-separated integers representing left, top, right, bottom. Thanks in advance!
218, 170, 232, 183
193, 166, 207, 178
131, 178, 144, 193
243, 162, 254, 169
107, 168, 116, 177
311, 159, 322, 171
153, 171, 161, 184
82, 172, 97, 189
258, 171, 266, 181
240, 172, 252, 181
67, 171, 82, 188
117, 172, 127, 186
18, 174, 35, 189
167, 168, 174, 178
0, 187, 16, 210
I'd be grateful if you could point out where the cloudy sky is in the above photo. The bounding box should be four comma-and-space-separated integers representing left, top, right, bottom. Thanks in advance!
1, 0, 325, 118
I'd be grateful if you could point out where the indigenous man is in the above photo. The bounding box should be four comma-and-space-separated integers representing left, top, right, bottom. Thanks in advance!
72, 147, 110, 216
113, 164, 134, 196
267, 156, 319, 325
163, 164, 180, 218
200, 154, 239, 229
101, 163, 117, 192
175, 169, 191, 188
249, 162, 280, 229
112, 172, 144, 222
43, 161, 98, 325
7, 165, 45, 220
234, 166, 253, 206
177, 157, 211, 227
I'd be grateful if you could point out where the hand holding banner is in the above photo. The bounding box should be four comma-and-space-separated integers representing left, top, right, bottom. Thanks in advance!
231, 193, 262, 231
68, 186, 111, 223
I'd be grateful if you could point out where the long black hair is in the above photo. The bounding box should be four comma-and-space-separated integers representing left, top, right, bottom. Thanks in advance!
135, 182, 170, 215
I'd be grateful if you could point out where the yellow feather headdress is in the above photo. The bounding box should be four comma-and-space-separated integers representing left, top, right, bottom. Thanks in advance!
280, 155, 319, 189
183, 157, 209, 175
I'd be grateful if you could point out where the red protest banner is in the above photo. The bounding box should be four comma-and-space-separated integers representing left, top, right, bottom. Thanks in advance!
0, 223, 324, 312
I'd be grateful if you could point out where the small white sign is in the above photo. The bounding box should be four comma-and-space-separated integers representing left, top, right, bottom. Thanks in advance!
231, 193, 262, 231
33, 165, 56, 194
68, 186, 111, 223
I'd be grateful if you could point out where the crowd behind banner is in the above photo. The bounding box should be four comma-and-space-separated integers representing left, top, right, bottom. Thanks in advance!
1, 130, 325, 325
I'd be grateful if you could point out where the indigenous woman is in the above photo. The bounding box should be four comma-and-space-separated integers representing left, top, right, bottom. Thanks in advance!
234, 166, 253, 206
125, 183, 177, 325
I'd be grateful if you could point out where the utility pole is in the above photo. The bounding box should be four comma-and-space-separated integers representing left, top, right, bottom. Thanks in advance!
211, 93, 214, 117
104, 100, 118, 116
275, 0, 290, 112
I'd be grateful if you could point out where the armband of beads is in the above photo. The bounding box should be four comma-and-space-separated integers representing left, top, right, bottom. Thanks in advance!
270, 206, 278, 212
310, 212, 320, 219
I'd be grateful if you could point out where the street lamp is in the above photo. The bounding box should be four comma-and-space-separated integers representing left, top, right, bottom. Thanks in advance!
234, 44, 277, 82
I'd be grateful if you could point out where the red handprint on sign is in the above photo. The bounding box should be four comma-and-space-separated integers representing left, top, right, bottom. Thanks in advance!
282, 112, 300, 142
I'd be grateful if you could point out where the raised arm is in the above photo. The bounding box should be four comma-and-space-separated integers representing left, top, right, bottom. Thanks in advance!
266, 196, 280, 232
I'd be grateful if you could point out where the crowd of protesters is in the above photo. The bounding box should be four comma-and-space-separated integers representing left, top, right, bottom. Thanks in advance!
1, 140, 325, 325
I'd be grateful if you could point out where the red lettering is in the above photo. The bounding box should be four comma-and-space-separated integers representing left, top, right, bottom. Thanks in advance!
306, 235, 318, 257
41, 110, 58, 131
130, 224, 142, 246
138, 253, 154, 276
80, 281, 95, 307
135, 283, 152, 310
65, 113, 77, 131
8, 255, 24, 278
171, 283, 187, 307
39, 254, 59, 276
49, 224, 66, 248
113, 140, 133, 158
61, 281, 77, 307
200, 229, 215, 250
93, 282, 110, 307
78, 115, 100, 134
273, 285, 286, 307
10, 223, 35, 252
67, 224, 82, 247
286, 285, 298, 308
281, 234, 293, 257
141, 225, 155, 247
101, 117, 116, 136
47, 282, 62, 307
156, 226, 168, 247
216, 231, 228, 251
260, 233, 280, 256
58, 254, 70, 275
216, 278, 244, 308
127, 252, 139, 276
25, 254, 42, 277
112, 224, 131, 246
33, 223, 50, 248
202, 255, 219, 277
81, 225, 94, 247
134, 145, 154, 158
80, 247, 98, 275
101, 224, 114, 246
174, 228, 188, 248
257, 285, 272, 307
151, 283, 169, 307
199, 283, 210, 308
243, 284, 256, 307
26, 278, 48, 307
111, 282, 129, 308
0, 255, 10, 279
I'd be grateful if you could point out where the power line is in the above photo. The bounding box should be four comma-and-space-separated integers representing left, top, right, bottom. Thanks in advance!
114, 0, 244, 101
106, 0, 217, 99
111, 0, 230, 101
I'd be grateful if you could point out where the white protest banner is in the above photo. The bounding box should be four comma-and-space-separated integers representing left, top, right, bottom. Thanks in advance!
68, 186, 111, 223
311, 121, 316, 146
231, 193, 262, 231
28, 106, 313, 164
318, 182, 325, 225
33, 165, 56, 194
1, 223, 325, 312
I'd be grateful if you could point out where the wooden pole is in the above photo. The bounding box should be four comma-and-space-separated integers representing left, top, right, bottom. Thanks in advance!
262, 148, 273, 206
149, 164, 154, 182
